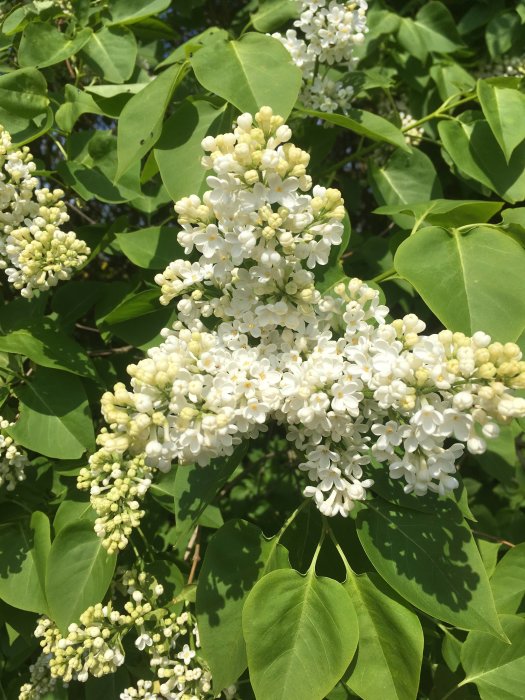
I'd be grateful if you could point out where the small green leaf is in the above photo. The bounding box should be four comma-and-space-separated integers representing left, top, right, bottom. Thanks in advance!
461, 614, 525, 699
53, 500, 96, 535
0, 515, 48, 614
197, 520, 289, 691
243, 568, 359, 700
108, 0, 171, 25
45, 520, 116, 634
489, 543, 525, 614
394, 225, 525, 341
298, 106, 410, 152
374, 199, 504, 229
0, 68, 49, 143
81, 26, 137, 83
191, 32, 302, 119
116, 62, 189, 179
115, 226, 183, 269
356, 499, 504, 636
477, 78, 525, 162
251, 0, 300, 32
9, 368, 96, 459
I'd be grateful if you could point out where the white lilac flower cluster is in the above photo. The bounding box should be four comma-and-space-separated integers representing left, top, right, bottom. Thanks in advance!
78, 106, 525, 551
20, 570, 224, 700
0, 124, 89, 297
0, 415, 28, 490
272, 1, 368, 113
480, 54, 525, 78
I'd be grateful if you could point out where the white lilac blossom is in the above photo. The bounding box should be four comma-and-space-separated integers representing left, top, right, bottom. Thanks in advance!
0, 416, 28, 491
272, 1, 368, 113
20, 570, 221, 700
79, 107, 525, 551
0, 124, 89, 297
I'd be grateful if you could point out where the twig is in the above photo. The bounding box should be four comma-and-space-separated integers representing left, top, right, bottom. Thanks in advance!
65, 59, 75, 80
88, 345, 133, 357
472, 529, 515, 548
67, 201, 97, 225
184, 527, 199, 562
75, 323, 100, 333
187, 543, 201, 585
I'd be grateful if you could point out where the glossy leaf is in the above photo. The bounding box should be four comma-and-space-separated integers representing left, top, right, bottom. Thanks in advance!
243, 568, 359, 700
196, 520, 289, 691
191, 32, 302, 119
251, 0, 300, 32
489, 543, 525, 614
394, 225, 525, 341
356, 499, 503, 636
45, 520, 116, 633
477, 78, 525, 162
108, 0, 171, 25
374, 199, 503, 228
115, 226, 183, 269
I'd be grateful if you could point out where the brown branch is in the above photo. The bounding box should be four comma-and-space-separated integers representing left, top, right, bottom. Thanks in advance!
65, 59, 75, 80
88, 345, 133, 357
187, 543, 201, 585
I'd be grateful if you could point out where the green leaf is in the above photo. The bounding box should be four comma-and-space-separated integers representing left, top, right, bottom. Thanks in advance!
438, 118, 525, 203
0, 321, 98, 379
156, 27, 228, 69
0, 68, 49, 143
489, 543, 525, 614
18, 23, 92, 68
173, 444, 248, 548
374, 199, 504, 229
477, 78, 525, 162
356, 499, 504, 636
115, 226, 183, 269
191, 32, 302, 119
101, 289, 161, 325
394, 225, 525, 341
243, 568, 359, 700
155, 99, 231, 203
108, 0, 171, 25
30, 511, 51, 598
369, 148, 442, 228
344, 572, 423, 700
460, 614, 525, 699
197, 520, 289, 691
486, 11, 522, 58
251, 0, 300, 32
116, 62, 188, 179
0, 515, 48, 614
45, 520, 116, 634
9, 368, 95, 459
414, 1, 464, 52
53, 500, 96, 535
81, 26, 137, 83
298, 106, 410, 152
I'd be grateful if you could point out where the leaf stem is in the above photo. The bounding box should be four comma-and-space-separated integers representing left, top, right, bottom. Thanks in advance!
371, 267, 397, 283
276, 499, 311, 542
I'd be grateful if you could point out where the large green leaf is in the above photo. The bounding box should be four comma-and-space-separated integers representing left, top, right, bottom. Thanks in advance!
477, 78, 525, 163
356, 499, 503, 636
155, 99, 231, 203
298, 106, 409, 152
243, 568, 359, 700
0, 515, 48, 614
394, 225, 525, 341
18, 23, 92, 68
45, 521, 116, 633
344, 572, 423, 700
439, 118, 525, 203
0, 321, 97, 379
191, 32, 302, 119
489, 543, 525, 614
115, 226, 183, 269
9, 368, 95, 459
196, 520, 289, 692
81, 26, 137, 83
460, 615, 525, 699
116, 62, 188, 179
